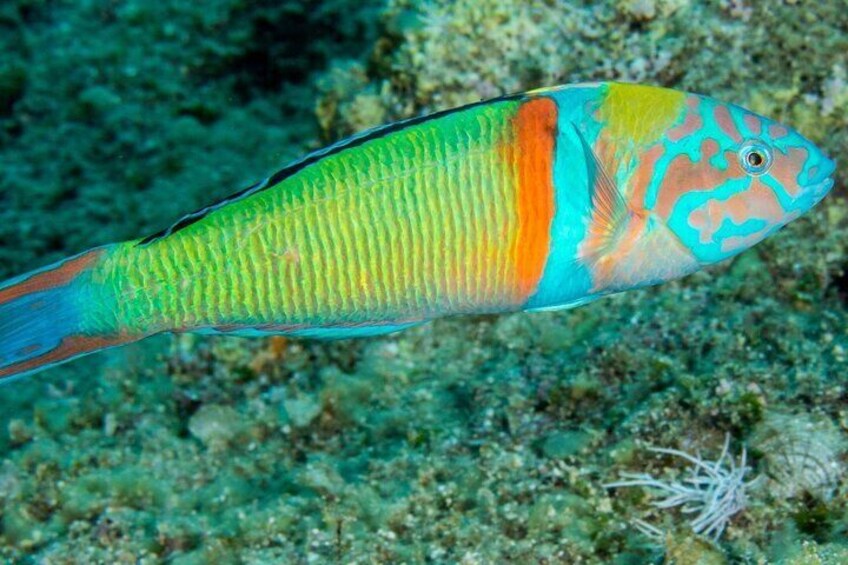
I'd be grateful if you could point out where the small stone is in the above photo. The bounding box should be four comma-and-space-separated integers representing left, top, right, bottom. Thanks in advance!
542, 430, 592, 459
624, 0, 657, 20
665, 532, 728, 565
103, 413, 118, 437
750, 412, 846, 501
188, 404, 241, 450
7, 419, 32, 446
283, 396, 321, 429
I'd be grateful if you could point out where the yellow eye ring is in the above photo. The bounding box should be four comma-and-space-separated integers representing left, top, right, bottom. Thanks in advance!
739, 140, 773, 175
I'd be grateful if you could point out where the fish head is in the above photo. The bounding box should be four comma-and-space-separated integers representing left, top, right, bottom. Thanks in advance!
650, 94, 836, 266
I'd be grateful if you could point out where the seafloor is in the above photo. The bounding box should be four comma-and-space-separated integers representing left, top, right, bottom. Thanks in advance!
0, 0, 846, 563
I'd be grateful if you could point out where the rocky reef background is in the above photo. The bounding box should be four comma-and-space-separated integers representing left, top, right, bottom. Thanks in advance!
0, 0, 847, 563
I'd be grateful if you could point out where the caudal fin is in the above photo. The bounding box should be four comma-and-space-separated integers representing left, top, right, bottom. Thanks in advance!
0, 248, 138, 380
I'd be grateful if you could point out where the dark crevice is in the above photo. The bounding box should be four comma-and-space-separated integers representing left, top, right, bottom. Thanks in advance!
198, 1, 385, 104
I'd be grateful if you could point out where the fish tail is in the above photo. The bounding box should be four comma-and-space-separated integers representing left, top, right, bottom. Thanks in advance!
0, 247, 138, 381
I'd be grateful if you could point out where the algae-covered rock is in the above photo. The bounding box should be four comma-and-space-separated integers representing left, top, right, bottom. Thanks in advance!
781, 540, 848, 565
1, 0, 848, 563
527, 492, 595, 550
7, 418, 32, 446
540, 430, 594, 459
61, 468, 166, 523
664, 533, 727, 565
750, 412, 847, 501
282, 396, 321, 429
188, 404, 244, 450
3, 505, 51, 550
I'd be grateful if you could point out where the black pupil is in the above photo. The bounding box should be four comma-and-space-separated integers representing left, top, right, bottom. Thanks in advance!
747, 151, 764, 167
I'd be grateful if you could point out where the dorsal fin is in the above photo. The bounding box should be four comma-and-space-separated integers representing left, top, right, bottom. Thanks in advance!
137, 178, 268, 245
571, 124, 631, 259
137, 92, 528, 247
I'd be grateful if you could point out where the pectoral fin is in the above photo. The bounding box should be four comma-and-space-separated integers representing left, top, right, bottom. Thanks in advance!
571, 124, 633, 259
524, 295, 600, 313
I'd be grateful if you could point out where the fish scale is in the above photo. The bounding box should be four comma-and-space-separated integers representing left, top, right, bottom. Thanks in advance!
137, 99, 515, 327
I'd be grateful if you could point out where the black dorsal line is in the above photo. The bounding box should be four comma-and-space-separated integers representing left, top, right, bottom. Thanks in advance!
136, 91, 529, 247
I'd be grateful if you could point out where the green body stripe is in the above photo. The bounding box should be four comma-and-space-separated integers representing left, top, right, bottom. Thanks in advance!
94, 100, 528, 333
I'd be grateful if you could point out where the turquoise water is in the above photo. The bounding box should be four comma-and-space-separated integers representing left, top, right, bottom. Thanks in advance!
0, 1, 846, 562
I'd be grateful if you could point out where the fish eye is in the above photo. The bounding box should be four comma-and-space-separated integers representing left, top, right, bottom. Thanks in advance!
739, 140, 773, 175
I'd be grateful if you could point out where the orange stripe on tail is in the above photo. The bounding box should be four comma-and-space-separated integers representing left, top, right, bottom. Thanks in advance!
0, 247, 138, 380
0, 334, 135, 379
0, 250, 103, 305
510, 97, 557, 301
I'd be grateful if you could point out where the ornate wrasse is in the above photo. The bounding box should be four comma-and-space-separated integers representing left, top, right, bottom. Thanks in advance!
0, 82, 836, 379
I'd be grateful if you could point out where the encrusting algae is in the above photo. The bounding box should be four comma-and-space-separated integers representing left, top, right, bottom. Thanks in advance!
0, 0, 846, 562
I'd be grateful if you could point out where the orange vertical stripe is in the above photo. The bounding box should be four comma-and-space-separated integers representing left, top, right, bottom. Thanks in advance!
0, 334, 134, 379
511, 97, 557, 302
0, 249, 103, 305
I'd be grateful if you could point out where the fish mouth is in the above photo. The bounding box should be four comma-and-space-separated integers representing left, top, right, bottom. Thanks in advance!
807, 155, 837, 198
808, 177, 835, 200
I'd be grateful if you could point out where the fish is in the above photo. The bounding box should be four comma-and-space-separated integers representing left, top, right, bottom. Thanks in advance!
0, 82, 836, 380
